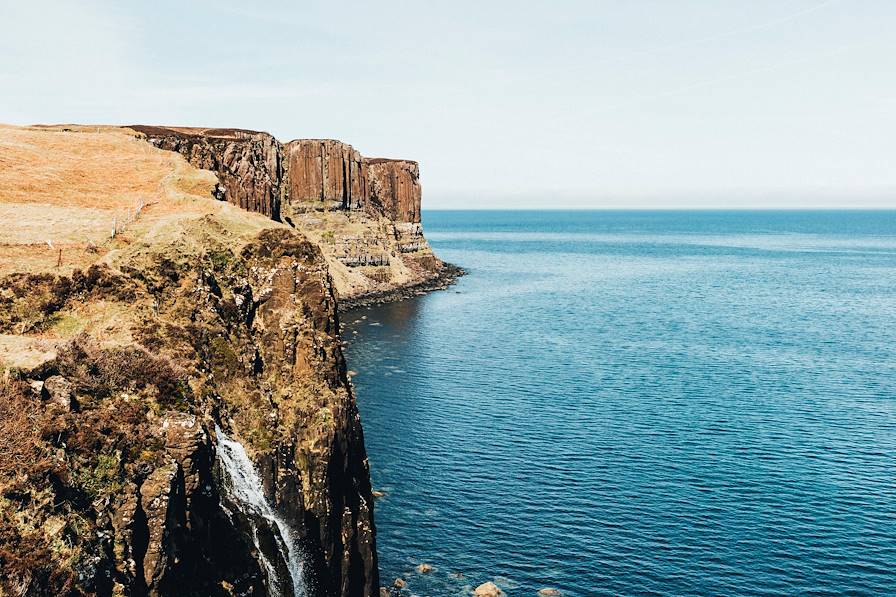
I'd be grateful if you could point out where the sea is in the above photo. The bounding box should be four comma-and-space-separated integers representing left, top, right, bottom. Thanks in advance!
341, 210, 896, 596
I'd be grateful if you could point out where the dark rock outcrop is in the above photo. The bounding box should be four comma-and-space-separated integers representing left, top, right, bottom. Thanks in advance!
131, 126, 423, 225
364, 159, 421, 224
131, 126, 283, 220
0, 223, 379, 597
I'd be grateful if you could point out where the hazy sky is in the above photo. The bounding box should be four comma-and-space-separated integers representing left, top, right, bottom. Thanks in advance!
2, 1, 894, 208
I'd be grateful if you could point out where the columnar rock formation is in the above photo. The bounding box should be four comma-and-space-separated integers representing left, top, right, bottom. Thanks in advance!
132, 126, 423, 226
365, 159, 422, 224
286, 140, 367, 210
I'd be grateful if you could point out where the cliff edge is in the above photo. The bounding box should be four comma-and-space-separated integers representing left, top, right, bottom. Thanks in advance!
129, 126, 459, 307
0, 123, 453, 596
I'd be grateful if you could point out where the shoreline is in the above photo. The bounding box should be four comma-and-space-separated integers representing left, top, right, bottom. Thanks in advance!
340, 262, 465, 311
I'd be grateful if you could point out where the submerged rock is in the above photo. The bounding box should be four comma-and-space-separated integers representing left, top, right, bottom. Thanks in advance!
416, 563, 433, 573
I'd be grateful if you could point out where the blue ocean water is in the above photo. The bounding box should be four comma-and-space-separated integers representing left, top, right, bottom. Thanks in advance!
341, 211, 896, 596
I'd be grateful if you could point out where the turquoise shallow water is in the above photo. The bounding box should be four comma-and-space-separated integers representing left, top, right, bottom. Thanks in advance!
341, 211, 896, 596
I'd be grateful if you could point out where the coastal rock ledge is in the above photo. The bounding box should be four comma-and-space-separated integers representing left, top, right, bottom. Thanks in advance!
0, 123, 458, 596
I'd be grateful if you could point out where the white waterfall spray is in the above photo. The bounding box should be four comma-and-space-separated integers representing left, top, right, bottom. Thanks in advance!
215, 425, 306, 597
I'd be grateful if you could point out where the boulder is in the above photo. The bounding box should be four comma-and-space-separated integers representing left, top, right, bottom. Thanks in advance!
474, 581, 504, 597
29, 379, 45, 398
44, 375, 74, 410
416, 563, 433, 573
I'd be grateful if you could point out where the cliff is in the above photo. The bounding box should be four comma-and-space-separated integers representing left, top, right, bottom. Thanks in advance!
130, 126, 457, 306
0, 123, 454, 596
130, 126, 283, 220
285, 140, 366, 211
365, 159, 421, 224
129, 126, 423, 227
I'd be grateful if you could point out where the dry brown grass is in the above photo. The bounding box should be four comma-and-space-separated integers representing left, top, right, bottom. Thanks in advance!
0, 124, 181, 209
0, 124, 291, 375
0, 124, 218, 275
0, 380, 47, 482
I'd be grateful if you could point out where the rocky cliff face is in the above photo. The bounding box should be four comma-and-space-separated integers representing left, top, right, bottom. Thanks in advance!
129, 126, 455, 307
0, 220, 377, 597
130, 126, 423, 227
283, 141, 422, 225
0, 123, 458, 597
365, 159, 421, 224
132, 126, 283, 220
285, 140, 367, 211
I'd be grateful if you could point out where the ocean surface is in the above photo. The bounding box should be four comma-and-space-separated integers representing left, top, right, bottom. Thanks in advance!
341, 211, 896, 596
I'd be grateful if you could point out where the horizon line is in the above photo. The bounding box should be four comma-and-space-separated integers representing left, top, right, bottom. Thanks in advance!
421, 206, 896, 212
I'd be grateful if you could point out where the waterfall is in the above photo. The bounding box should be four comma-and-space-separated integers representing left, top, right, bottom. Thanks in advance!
215, 425, 305, 597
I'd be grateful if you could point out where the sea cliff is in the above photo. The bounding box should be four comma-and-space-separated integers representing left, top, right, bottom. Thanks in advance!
0, 124, 456, 596
130, 126, 459, 307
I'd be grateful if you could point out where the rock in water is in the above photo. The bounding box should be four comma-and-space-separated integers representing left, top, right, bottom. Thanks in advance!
474, 581, 505, 597
538, 589, 562, 596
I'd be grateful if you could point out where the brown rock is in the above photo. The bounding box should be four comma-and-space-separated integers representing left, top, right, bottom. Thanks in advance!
538, 589, 562, 596
474, 581, 505, 597
416, 563, 433, 573
286, 139, 366, 210
365, 158, 421, 223
160, 413, 206, 498
393, 577, 407, 589
110, 483, 142, 586
44, 375, 74, 410
140, 461, 182, 592
132, 126, 424, 226
131, 126, 283, 220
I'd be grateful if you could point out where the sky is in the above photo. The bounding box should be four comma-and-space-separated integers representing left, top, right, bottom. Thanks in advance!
1, 0, 894, 209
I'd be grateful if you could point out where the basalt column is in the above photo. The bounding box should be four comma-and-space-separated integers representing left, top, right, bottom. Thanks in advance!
364, 159, 421, 224
286, 140, 367, 210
